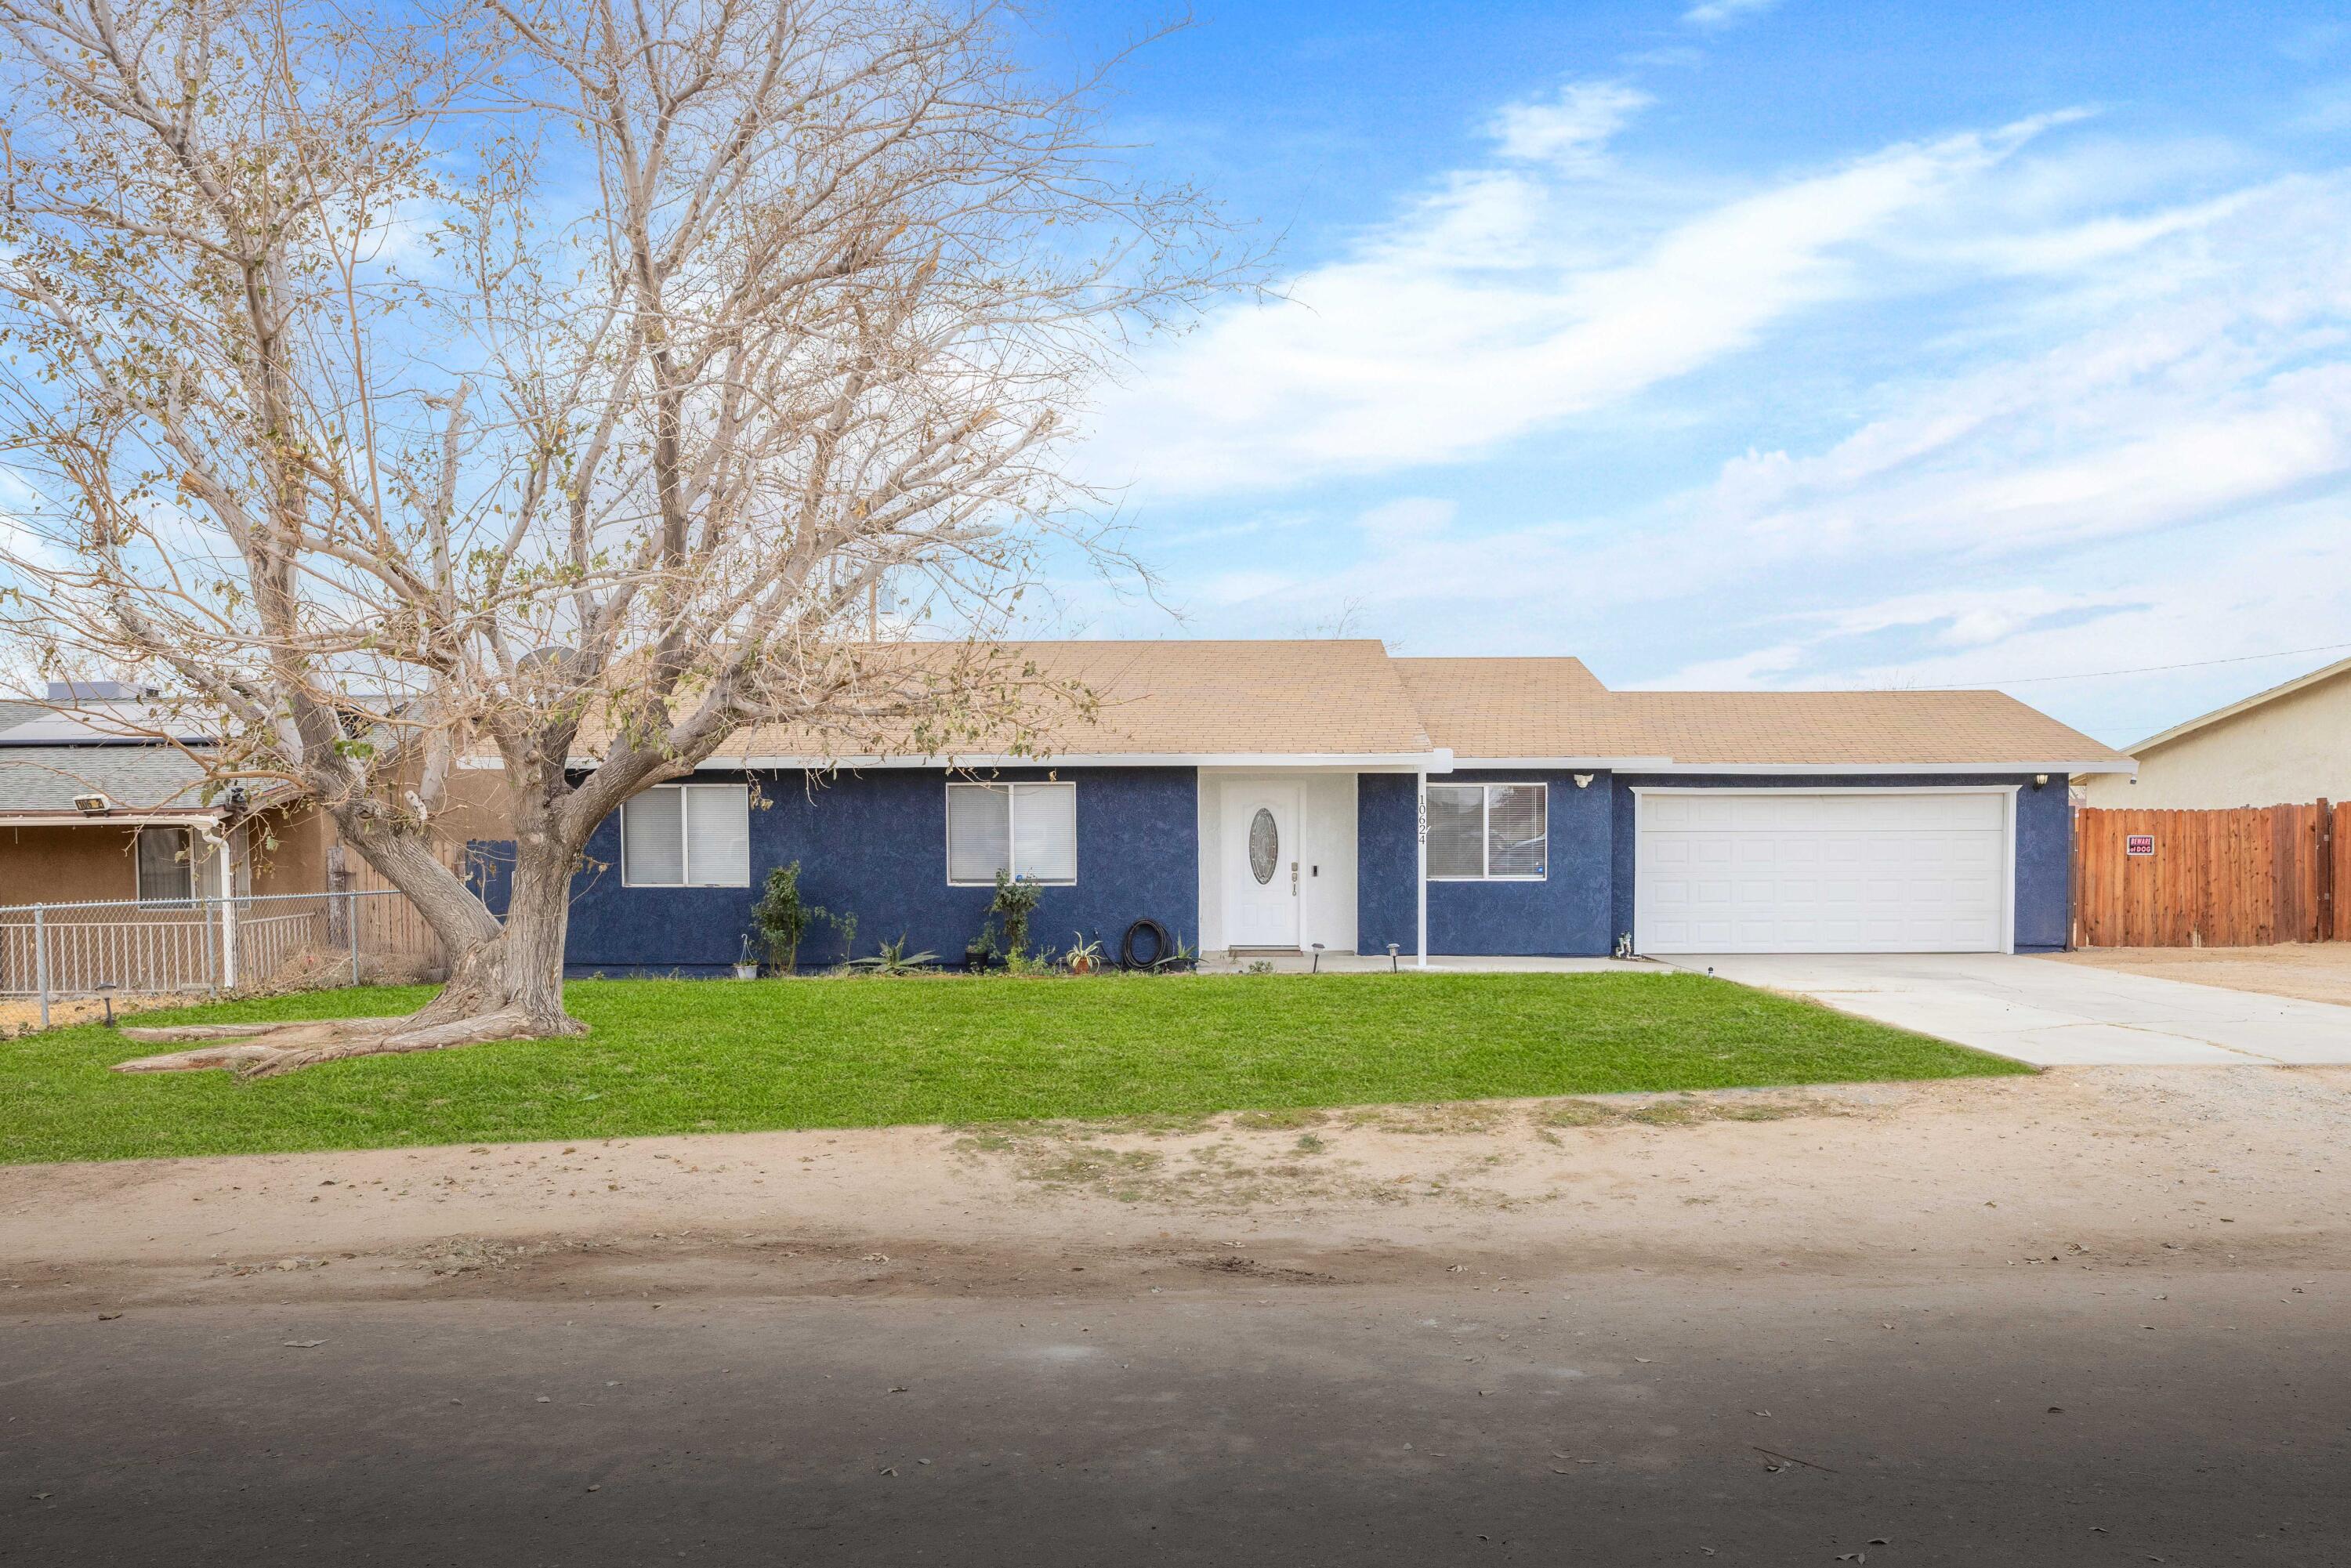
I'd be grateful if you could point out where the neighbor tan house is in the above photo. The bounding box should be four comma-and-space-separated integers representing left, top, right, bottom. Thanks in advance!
0, 686, 507, 910
2076, 654, 2351, 809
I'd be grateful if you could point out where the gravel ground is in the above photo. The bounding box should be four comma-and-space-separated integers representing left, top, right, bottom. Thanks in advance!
2045, 943, 2351, 1008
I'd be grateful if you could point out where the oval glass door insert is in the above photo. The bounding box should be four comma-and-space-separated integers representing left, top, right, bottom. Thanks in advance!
1248, 808, 1279, 885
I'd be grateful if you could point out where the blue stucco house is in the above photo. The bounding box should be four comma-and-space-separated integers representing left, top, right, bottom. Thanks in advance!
470, 640, 2134, 973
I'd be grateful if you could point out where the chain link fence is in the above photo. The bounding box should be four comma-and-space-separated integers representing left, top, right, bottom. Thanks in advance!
0, 889, 451, 1029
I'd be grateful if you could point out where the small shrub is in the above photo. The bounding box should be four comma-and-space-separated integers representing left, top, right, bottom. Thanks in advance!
750, 861, 850, 972
988, 871, 1042, 959
844, 933, 939, 976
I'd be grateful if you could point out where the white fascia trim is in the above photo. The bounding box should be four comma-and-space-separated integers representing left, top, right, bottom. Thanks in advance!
483, 751, 2132, 777
0, 811, 219, 827
668, 750, 1456, 773
1629, 783, 2021, 796
1445, 756, 1673, 770
1627, 761, 2132, 777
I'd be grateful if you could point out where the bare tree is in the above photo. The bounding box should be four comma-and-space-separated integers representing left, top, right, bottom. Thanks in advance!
0, 0, 1235, 1072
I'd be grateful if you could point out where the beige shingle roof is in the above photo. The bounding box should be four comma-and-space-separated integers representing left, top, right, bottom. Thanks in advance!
1395, 657, 2128, 766
1600, 690, 2125, 766
1392, 658, 1636, 760
546, 639, 2126, 768
703, 639, 1436, 761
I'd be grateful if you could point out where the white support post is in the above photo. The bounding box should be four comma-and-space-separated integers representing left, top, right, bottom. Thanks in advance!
32, 904, 49, 1030
1414, 770, 1429, 970
217, 837, 238, 991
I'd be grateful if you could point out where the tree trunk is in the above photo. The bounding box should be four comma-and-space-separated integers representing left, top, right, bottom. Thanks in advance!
406, 840, 581, 1036
114, 828, 586, 1077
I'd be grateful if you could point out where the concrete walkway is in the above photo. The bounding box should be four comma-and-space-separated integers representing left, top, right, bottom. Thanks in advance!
1199, 951, 1647, 975
1674, 951, 2351, 1066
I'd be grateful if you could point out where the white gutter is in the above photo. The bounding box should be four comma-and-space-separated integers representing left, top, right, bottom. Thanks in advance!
1615, 760, 2136, 777
469, 751, 2131, 777
480, 750, 1462, 773
0, 811, 219, 827
1440, 757, 1674, 770
706, 751, 1460, 772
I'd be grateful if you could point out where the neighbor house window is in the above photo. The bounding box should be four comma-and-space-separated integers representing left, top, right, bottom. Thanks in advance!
1426, 783, 1547, 881
136, 825, 195, 904
946, 781, 1077, 885
621, 784, 750, 886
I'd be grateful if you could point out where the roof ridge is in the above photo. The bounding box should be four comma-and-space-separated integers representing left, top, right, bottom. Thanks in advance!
2122, 652, 2351, 755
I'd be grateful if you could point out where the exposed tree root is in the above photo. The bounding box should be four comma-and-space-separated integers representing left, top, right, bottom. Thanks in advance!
112, 1009, 584, 1078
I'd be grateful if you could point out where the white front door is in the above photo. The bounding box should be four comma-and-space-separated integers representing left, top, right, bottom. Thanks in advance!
1223, 784, 1301, 949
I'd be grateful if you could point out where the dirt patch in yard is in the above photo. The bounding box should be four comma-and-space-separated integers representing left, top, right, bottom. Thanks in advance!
2045, 942, 2351, 1006
0, 990, 207, 1035
4, 1066, 2347, 1314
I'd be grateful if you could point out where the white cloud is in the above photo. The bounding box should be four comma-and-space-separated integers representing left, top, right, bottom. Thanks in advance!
1706, 179, 2351, 569
1355, 495, 1456, 546
1489, 79, 1650, 166
1092, 114, 2091, 497
1078, 77, 2351, 747
1635, 501, 2351, 743
1683, 0, 1780, 29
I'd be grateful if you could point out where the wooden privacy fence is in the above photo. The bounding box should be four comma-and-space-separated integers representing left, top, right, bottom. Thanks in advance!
2072, 802, 2349, 948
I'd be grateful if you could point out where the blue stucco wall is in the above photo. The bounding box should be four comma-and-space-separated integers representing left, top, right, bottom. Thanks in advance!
1606, 773, 2073, 953
1359, 770, 2072, 956
509, 766, 1198, 976
1357, 770, 1617, 957
479, 765, 2072, 969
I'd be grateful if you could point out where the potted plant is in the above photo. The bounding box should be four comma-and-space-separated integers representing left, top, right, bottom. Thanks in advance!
733, 935, 760, 981
1066, 931, 1103, 976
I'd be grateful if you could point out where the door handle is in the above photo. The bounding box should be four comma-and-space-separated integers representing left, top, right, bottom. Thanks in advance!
1291, 861, 1299, 896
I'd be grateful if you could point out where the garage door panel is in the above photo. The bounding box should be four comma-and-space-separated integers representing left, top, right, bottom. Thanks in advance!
1638, 791, 2007, 954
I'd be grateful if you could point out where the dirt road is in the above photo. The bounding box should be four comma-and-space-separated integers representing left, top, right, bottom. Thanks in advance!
4, 1066, 2347, 1564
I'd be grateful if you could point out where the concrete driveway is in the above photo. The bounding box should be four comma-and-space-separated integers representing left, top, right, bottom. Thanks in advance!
1678, 951, 2351, 1066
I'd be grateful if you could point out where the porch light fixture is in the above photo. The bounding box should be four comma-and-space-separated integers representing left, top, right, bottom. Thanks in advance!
72, 792, 112, 816
1573, 774, 1594, 789
2033, 774, 2049, 788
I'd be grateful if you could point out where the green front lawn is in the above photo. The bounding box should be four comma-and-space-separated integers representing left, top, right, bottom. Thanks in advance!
0, 972, 2025, 1164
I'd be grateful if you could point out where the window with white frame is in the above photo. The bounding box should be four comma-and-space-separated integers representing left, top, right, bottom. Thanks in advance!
1426, 782, 1548, 880
621, 784, 751, 886
946, 781, 1077, 885
136, 825, 196, 904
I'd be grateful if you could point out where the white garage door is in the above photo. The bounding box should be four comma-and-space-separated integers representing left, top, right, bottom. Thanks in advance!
1636, 791, 2009, 954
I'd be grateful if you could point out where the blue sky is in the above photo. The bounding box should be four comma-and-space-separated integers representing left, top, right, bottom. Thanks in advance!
1027, 1, 2351, 745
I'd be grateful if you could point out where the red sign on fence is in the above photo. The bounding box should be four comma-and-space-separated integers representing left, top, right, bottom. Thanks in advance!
2125, 835, 2155, 857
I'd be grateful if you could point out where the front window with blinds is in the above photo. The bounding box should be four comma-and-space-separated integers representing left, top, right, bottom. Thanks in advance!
621, 784, 751, 887
1427, 783, 1548, 881
946, 782, 1077, 885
